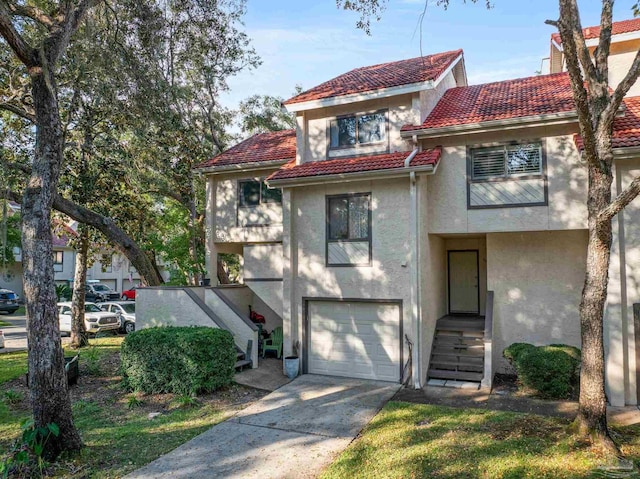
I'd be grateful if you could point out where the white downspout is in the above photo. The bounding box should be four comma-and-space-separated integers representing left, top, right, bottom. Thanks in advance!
406, 146, 421, 389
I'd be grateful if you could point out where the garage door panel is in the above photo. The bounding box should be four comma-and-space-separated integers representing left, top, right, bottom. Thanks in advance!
307, 301, 401, 382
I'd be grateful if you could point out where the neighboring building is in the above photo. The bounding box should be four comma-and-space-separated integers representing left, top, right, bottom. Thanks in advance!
138, 19, 640, 407
5, 220, 168, 297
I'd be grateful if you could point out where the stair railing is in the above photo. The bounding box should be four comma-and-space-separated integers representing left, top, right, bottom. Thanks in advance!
481, 291, 494, 389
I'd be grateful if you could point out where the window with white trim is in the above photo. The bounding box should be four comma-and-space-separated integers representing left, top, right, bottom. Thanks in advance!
471, 142, 543, 180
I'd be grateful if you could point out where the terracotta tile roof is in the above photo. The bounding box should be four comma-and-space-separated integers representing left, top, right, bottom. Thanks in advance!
196, 129, 296, 169
267, 148, 442, 182
283, 50, 463, 105
52, 224, 77, 248
575, 96, 640, 150
551, 18, 640, 45
402, 73, 575, 132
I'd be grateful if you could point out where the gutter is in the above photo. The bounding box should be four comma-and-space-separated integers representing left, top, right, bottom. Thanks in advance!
194, 159, 291, 175
613, 146, 640, 160
400, 111, 579, 139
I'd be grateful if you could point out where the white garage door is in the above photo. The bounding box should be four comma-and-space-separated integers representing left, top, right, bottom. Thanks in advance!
307, 301, 401, 382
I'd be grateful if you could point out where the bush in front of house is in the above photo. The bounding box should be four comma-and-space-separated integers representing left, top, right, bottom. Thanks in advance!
503, 343, 581, 399
120, 326, 236, 395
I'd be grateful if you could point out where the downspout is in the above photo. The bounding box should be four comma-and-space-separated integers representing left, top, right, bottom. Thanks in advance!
405, 144, 421, 389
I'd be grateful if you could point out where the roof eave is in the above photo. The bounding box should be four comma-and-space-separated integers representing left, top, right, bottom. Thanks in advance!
553, 30, 640, 52
284, 53, 464, 113
193, 159, 292, 175
267, 163, 437, 188
613, 145, 640, 159
400, 111, 579, 139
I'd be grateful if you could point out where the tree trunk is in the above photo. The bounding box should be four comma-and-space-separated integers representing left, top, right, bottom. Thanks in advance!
575, 144, 618, 454
70, 226, 89, 348
23, 67, 82, 457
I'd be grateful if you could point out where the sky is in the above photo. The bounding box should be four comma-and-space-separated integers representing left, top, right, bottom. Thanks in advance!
221, 0, 634, 110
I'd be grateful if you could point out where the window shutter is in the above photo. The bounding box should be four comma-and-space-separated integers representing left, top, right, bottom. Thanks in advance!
472, 148, 506, 179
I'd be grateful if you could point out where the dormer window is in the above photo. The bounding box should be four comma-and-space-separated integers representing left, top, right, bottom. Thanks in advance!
329, 111, 387, 149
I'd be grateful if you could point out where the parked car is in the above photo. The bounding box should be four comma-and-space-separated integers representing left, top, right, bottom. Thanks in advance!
85, 281, 119, 303
121, 285, 139, 301
101, 301, 136, 334
0, 288, 19, 314
58, 302, 120, 334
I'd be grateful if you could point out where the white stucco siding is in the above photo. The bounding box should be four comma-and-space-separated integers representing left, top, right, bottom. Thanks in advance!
425, 129, 588, 234
606, 158, 640, 406
137, 287, 221, 329
242, 243, 284, 320
486, 230, 587, 374
212, 170, 284, 243
419, 71, 457, 124
290, 178, 414, 371
303, 94, 415, 164
604, 40, 640, 98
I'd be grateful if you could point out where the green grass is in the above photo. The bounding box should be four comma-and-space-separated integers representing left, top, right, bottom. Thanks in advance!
0, 335, 252, 478
0, 320, 12, 326
0, 351, 28, 385
321, 402, 640, 479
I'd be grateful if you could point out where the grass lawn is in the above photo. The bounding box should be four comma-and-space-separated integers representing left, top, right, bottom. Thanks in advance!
0, 335, 266, 478
321, 401, 640, 479
0, 320, 12, 327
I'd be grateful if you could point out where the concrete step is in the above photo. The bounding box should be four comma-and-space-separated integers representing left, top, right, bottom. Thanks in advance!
431, 347, 485, 357
434, 336, 484, 346
430, 360, 484, 373
436, 318, 485, 332
436, 329, 484, 339
430, 355, 484, 366
428, 368, 483, 382
235, 359, 252, 371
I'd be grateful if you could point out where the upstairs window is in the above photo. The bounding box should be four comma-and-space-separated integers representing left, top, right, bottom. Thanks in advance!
239, 179, 282, 207
53, 251, 64, 272
471, 142, 543, 180
329, 111, 386, 148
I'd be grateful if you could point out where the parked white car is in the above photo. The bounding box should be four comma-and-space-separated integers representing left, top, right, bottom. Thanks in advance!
58, 302, 120, 335
100, 302, 136, 334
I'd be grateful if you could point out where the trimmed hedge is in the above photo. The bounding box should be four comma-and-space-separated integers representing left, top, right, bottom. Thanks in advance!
503, 343, 581, 399
120, 326, 236, 395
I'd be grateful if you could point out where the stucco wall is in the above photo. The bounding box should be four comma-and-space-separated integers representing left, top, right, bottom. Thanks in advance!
486, 230, 587, 374
424, 126, 588, 234
303, 95, 416, 163
419, 71, 457, 124
1, 262, 23, 297
210, 169, 284, 244
288, 177, 414, 369
137, 287, 219, 329
606, 158, 640, 406
216, 285, 282, 334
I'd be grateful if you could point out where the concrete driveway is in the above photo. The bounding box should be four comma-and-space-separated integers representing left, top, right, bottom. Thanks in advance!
126, 375, 400, 479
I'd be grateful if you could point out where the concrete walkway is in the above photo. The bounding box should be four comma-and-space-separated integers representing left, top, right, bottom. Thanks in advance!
234, 357, 291, 391
126, 375, 400, 479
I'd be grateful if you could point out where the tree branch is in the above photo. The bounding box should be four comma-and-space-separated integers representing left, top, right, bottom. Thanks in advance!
46, 0, 100, 65
593, 0, 612, 84
8, 3, 55, 28
0, 101, 36, 122
599, 176, 640, 222
0, 2, 37, 67
560, 0, 598, 94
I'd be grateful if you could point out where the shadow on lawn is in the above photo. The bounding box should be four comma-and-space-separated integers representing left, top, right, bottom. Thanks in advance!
323, 401, 630, 479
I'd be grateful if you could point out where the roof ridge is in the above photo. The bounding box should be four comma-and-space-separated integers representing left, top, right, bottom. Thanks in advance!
349, 48, 463, 73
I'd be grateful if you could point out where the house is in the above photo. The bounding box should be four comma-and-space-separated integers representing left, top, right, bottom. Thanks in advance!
139, 19, 640, 407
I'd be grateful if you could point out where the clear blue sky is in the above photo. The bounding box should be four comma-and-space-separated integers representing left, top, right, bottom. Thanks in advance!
221, 0, 634, 109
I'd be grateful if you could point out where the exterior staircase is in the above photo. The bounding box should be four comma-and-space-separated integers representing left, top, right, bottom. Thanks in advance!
428, 316, 485, 382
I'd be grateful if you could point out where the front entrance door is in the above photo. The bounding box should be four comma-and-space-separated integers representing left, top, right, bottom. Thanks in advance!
448, 250, 479, 314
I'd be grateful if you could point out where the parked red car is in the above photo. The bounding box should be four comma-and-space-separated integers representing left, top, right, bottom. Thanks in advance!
121, 286, 138, 301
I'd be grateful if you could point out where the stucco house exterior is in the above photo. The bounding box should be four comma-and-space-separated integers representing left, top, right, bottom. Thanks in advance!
139, 19, 640, 407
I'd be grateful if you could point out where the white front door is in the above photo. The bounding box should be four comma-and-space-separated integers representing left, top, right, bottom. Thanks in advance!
449, 251, 479, 314
307, 301, 401, 382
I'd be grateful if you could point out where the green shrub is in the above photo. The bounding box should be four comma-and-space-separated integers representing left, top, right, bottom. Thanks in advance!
503, 343, 581, 399
120, 326, 236, 395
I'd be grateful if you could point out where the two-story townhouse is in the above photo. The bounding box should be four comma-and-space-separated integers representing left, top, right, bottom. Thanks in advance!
140, 19, 640, 407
